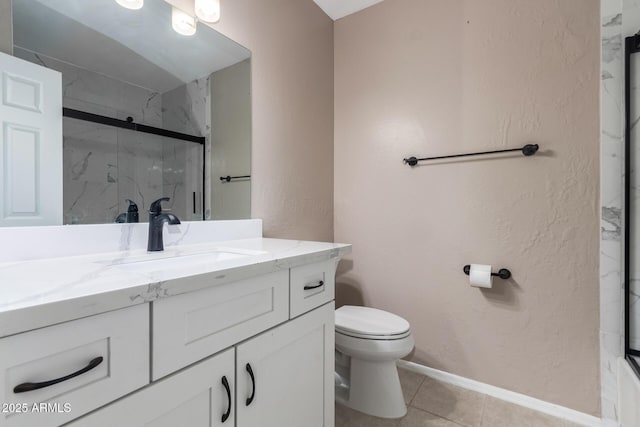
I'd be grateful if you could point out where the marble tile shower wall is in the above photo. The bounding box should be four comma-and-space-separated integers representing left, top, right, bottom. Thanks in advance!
13, 48, 206, 224
161, 77, 210, 221
600, 2, 624, 423
601, 0, 640, 424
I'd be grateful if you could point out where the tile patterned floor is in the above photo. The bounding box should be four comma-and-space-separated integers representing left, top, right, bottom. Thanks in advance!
336, 367, 584, 427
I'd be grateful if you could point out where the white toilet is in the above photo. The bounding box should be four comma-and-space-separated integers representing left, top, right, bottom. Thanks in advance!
334, 305, 415, 418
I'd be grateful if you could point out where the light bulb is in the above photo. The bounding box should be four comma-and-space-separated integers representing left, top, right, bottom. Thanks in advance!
115, 0, 143, 10
195, 0, 220, 23
172, 7, 197, 36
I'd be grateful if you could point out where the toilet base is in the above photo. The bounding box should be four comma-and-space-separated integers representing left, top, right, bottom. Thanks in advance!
336, 358, 407, 419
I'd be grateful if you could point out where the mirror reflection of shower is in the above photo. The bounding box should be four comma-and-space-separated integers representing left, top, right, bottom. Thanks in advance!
61, 101, 206, 224
11, 0, 252, 225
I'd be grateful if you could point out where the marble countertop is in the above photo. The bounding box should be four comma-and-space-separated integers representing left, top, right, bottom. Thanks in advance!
0, 238, 351, 337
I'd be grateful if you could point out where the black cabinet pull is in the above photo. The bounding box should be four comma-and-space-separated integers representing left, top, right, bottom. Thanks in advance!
304, 280, 324, 291
245, 363, 255, 406
13, 356, 103, 393
221, 376, 231, 423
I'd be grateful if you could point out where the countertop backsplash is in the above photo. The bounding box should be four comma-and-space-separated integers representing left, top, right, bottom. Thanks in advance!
0, 219, 263, 262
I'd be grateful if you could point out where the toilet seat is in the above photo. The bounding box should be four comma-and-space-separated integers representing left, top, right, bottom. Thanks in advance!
335, 305, 410, 340
336, 328, 412, 340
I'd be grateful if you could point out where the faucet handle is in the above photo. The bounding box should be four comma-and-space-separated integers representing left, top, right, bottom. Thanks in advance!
149, 197, 170, 214
126, 199, 139, 213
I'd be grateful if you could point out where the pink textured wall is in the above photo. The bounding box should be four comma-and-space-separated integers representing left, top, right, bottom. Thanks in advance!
171, 0, 335, 241
334, 0, 600, 415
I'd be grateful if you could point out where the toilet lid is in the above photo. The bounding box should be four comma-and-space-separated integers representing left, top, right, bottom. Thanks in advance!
335, 306, 410, 337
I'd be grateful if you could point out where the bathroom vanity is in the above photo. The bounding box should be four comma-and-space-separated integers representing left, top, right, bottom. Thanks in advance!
0, 220, 350, 427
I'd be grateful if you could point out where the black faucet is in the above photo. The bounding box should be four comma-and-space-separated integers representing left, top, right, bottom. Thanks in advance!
147, 197, 181, 252
115, 199, 139, 223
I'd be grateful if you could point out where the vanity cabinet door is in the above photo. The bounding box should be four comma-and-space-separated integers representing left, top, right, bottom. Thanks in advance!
236, 302, 334, 427
69, 348, 235, 427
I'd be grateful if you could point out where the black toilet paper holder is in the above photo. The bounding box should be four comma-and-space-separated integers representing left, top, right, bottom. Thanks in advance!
463, 265, 511, 280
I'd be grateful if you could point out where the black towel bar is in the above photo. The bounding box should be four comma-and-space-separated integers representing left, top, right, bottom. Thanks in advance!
220, 175, 251, 182
403, 144, 539, 166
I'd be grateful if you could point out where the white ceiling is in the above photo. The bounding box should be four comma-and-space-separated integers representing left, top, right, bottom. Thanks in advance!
313, 0, 384, 20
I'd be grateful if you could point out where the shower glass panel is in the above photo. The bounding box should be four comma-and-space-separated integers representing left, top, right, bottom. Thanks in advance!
625, 36, 640, 376
63, 105, 203, 225
63, 117, 118, 225
116, 130, 164, 221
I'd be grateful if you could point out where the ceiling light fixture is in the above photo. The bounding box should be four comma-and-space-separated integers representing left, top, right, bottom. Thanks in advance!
115, 0, 143, 10
195, 0, 220, 23
171, 7, 197, 36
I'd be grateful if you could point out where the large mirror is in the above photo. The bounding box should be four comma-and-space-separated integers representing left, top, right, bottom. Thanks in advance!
10, 0, 251, 225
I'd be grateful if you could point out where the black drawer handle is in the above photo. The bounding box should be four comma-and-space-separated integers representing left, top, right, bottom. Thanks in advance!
245, 363, 255, 406
14, 356, 104, 394
304, 280, 324, 291
221, 375, 231, 423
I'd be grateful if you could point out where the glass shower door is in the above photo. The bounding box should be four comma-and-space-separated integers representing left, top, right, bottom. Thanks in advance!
63, 99, 204, 225
625, 35, 640, 376
63, 112, 119, 225
115, 128, 204, 222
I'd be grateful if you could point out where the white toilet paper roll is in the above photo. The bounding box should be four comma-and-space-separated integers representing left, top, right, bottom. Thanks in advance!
469, 264, 493, 288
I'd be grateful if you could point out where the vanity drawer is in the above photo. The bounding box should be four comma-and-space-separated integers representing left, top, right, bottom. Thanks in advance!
290, 259, 336, 318
153, 270, 289, 380
0, 304, 149, 427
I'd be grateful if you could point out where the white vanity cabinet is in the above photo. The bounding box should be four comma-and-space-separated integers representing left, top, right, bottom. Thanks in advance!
70, 302, 335, 427
62, 257, 338, 427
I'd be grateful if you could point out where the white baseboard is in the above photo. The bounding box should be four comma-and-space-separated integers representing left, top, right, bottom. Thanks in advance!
397, 360, 605, 427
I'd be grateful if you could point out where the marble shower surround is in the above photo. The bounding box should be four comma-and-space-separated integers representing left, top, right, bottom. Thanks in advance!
600, 1, 625, 423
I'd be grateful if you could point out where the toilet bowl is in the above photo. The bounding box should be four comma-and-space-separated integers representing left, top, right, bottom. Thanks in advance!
334, 305, 414, 419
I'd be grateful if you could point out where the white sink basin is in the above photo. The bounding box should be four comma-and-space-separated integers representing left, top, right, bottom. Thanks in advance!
102, 247, 266, 273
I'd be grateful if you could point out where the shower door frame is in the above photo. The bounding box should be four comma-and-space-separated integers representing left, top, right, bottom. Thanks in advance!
624, 34, 640, 379
63, 108, 207, 221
